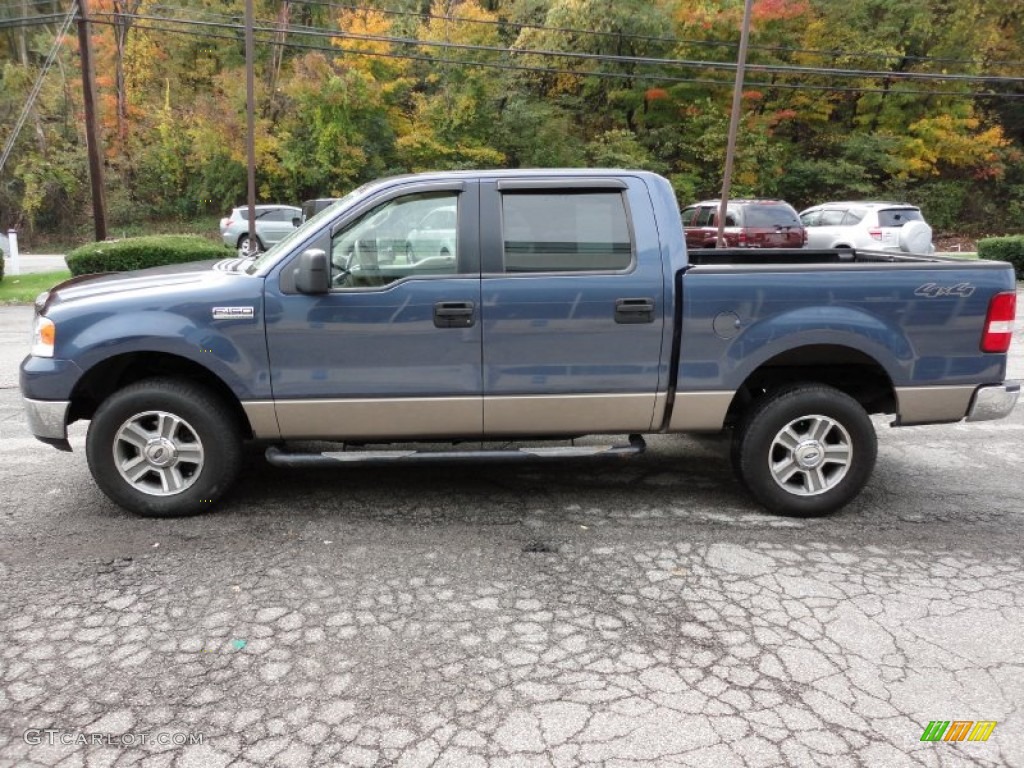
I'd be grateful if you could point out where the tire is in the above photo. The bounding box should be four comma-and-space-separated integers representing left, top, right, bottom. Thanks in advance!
237, 234, 263, 258
86, 379, 243, 517
730, 384, 877, 516
899, 220, 933, 254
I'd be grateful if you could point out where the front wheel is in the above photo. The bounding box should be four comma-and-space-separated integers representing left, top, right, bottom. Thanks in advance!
731, 384, 877, 516
86, 379, 243, 517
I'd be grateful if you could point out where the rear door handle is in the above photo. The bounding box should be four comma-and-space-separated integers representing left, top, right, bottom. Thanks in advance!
614, 298, 655, 324
433, 301, 475, 328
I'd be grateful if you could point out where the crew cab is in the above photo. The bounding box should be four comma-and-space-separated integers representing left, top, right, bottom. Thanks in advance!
21, 170, 1019, 518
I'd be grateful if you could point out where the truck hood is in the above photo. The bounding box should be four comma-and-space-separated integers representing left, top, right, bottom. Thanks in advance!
39, 258, 247, 313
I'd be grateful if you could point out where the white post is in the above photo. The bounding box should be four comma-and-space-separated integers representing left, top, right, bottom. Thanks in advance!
6, 229, 19, 276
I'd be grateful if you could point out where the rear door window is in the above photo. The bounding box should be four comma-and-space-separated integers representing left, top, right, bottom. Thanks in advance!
694, 206, 715, 226
501, 191, 632, 273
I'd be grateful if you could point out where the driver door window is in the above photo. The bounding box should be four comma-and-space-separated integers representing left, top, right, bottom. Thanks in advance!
331, 192, 459, 288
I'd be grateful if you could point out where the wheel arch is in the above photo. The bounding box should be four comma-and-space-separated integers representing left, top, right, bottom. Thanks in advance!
725, 343, 897, 427
68, 351, 253, 438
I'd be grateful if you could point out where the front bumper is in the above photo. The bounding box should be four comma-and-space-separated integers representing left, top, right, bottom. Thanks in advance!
966, 381, 1020, 422
24, 397, 72, 450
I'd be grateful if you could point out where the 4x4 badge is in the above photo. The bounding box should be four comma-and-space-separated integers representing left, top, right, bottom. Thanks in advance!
914, 282, 975, 298
211, 306, 255, 320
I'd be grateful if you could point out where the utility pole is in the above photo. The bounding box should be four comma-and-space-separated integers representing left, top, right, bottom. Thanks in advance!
716, 0, 754, 248
244, 0, 257, 252
78, 0, 107, 241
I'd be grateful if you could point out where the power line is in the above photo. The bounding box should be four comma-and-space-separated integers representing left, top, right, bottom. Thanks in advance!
0, 13, 72, 29
87, 9, 1024, 88
80, 12, 1024, 100
288, 0, 1024, 69
0, 3, 79, 175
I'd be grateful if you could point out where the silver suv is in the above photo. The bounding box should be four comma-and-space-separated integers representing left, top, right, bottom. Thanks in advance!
799, 202, 934, 254
220, 204, 302, 256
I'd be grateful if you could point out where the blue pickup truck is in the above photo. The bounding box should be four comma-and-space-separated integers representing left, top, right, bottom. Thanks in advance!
21, 170, 1019, 517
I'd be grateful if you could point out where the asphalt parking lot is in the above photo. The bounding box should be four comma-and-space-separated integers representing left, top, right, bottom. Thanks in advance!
1, 296, 1022, 768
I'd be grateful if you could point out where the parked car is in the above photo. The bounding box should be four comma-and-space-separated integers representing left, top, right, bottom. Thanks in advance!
405, 203, 457, 262
220, 204, 302, 256
21, 170, 1019, 519
799, 201, 934, 253
301, 198, 339, 223
680, 199, 806, 248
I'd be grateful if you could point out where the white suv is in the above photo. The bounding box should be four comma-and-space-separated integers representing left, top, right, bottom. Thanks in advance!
799, 202, 934, 254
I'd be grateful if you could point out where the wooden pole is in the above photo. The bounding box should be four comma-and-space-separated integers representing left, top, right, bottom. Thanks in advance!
716, 0, 754, 248
77, 0, 107, 241
244, 0, 257, 252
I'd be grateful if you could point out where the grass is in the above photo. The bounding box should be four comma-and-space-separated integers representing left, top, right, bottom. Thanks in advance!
0, 270, 72, 305
17, 215, 223, 256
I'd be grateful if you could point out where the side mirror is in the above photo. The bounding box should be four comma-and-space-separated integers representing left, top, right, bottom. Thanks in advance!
292, 217, 302, 227
294, 249, 330, 294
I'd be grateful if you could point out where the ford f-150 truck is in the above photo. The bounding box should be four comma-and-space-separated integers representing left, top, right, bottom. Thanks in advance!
21, 170, 1019, 518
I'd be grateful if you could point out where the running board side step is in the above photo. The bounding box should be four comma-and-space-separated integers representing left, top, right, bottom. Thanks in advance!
265, 435, 646, 468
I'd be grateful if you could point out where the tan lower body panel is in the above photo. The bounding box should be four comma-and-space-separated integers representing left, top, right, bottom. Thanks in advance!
241, 401, 281, 440
666, 391, 735, 432
895, 385, 975, 425
483, 393, 659, 435
251, 393, 665, 440
271, 397, 483, 440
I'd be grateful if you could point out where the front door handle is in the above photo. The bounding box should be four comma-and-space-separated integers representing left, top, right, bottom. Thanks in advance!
434, 301, 475, 328
614, 298, 655, 324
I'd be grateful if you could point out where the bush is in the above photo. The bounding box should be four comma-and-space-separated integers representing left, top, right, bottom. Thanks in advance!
66, 235, 226, 276
978, 236, 1024, 281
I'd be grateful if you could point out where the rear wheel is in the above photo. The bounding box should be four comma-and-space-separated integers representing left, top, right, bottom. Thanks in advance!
731, 384, 876, 516
86, 379, 243, 517
238, 234, 263, 258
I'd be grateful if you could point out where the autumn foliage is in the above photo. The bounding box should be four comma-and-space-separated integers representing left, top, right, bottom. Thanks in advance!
1, 0, 1023, 238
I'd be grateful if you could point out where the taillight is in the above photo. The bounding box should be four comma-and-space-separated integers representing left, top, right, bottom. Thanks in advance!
220, 217, 230, 229
738, 230, 747, 246
981, 291, 1016, 353
868, 229, 882, 241
801, 228, 808, 245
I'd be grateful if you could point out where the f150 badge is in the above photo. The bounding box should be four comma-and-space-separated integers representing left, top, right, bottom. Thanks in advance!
211, 306, 255, 320
914, 282, 975, 298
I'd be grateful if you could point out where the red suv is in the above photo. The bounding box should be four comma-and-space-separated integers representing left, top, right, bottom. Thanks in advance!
681, 199, 807, 248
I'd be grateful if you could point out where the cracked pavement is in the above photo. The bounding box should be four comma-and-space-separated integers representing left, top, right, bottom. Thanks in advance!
1, 300, 1023, 767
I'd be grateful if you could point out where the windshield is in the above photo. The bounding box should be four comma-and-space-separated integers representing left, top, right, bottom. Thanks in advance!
245, 188, 364, 274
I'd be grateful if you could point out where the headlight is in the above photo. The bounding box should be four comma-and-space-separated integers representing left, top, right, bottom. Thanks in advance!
31, 316, 55, 358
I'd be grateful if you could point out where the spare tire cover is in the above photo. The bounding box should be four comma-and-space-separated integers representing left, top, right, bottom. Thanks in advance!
899, 220, 933, 253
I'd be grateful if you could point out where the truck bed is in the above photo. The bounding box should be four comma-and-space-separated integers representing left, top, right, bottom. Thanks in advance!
687, 247, 959, 267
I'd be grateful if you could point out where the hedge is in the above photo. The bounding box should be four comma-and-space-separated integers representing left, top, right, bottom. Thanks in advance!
66, 235, 226, 277
978, 235, 1024, 281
